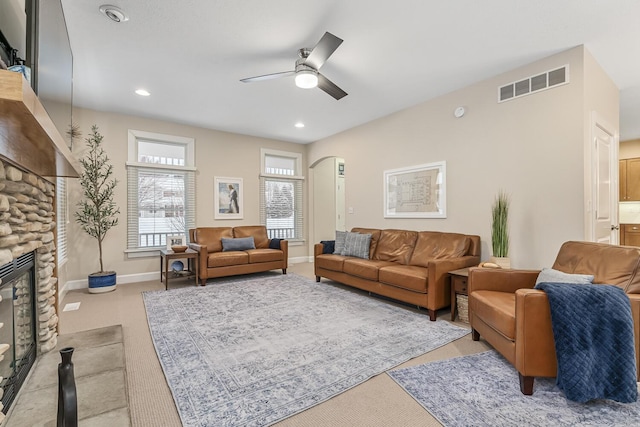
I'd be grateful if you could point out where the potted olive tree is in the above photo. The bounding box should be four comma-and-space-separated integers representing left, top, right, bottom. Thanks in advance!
75, 125, 120, 293
490, 190, 510, 269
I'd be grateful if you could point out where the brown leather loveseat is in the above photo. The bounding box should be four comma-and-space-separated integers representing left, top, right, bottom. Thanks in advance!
188, 225, 288, 286
314, 228, 481, 320
469, 241, 640, 395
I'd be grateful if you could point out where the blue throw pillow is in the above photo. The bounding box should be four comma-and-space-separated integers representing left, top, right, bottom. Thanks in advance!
534, 268, 594, 286
269, 238, 283, 249
320, 240, 335, 254
221, 236, 256, 251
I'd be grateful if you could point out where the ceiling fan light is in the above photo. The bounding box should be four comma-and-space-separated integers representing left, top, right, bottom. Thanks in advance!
295, 70, 318, 89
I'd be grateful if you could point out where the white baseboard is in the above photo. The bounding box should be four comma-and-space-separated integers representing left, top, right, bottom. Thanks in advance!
289, 256, 313, 264
58, 258, 315, 304
59, 271, 161, 304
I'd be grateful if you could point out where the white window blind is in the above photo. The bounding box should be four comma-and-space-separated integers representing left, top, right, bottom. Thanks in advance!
56, 177, 68, 265
126, 130, 196, 253
259, 149, 304, 240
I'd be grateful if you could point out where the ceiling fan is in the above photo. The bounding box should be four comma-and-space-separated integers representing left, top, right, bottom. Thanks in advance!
240, 32, 348, 100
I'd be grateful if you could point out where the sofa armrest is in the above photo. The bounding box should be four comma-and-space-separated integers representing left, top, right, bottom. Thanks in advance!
514, 289, 557, 376
426, 255, 481, 309
314, 243, 324, 257
468, 268, 540, 294
188, 243, 209, 281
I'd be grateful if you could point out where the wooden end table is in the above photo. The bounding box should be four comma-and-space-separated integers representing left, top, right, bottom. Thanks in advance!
160, 248, 199, 290
449, 267, 469, 321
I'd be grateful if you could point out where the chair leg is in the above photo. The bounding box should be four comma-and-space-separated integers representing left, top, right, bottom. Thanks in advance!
428, 309, 437, 321
200, 278, 206, 287
519, 374, 534, 395
282, 268, 287, 274
471, 329, 480, 341
316, 276, 321, 282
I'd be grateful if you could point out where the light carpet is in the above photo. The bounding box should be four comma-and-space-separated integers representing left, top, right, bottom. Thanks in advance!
389, 350, 640, 427
143, 273, 468, 427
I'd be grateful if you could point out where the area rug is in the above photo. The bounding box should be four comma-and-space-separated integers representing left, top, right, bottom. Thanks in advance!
388, 350, 640, 426
143, 273, 468, 427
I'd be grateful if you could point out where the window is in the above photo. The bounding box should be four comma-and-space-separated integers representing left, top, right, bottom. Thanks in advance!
56, 177, 68, 265
126, 130, 196, 256
259, 149, 304, 241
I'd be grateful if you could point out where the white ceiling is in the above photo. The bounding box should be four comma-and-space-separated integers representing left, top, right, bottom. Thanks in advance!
61, 0, 640, 144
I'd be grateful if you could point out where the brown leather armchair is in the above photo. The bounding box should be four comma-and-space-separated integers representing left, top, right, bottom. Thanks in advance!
468, 241, 640, 395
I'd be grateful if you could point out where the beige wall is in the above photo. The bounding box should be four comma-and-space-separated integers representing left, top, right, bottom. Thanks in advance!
308, 46, 617, 268
65, 108, 307, 282
620, 139, 640, 159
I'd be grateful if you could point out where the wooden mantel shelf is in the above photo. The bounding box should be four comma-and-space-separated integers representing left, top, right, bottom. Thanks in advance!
0, 69, 80, 179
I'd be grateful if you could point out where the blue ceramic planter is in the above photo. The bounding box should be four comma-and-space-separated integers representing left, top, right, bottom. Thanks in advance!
88, 271, 117, 294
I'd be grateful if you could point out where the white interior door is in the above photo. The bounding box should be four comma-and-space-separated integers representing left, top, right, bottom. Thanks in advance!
592, 115, 618, 244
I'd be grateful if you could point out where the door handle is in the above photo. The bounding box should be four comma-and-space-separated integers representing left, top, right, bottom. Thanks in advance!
611, 225, 620, 230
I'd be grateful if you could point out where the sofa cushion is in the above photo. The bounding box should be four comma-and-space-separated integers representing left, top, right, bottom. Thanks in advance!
334, 230, 350, 254
247, 248, 283, 263
379, 265, 429, 293
351, 228, 382, 259
233, 226, 270, 249
343, 259, 396, 281
316, 254, 349, 272
373, 229, 418, 264
535, 268, 594, 286
194, 227, 233, 253
208, 251, 249, 268
221, 236, 256, 252
409, 232, 471, 267
342, 232, 372, 259
471, 290, 516, 340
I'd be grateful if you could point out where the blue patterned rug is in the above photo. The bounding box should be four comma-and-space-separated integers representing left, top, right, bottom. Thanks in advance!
143, 273, 468, 427
389, 350, 640, 426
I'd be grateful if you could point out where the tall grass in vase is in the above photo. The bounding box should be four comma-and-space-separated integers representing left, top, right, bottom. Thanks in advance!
490, 191, 510, 268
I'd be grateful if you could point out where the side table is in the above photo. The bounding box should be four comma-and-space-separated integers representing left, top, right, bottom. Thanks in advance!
160, 248, 199, 290
449, 267, 469, 322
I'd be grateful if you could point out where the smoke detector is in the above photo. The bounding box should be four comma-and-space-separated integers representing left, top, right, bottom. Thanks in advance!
99, 5, 129, 23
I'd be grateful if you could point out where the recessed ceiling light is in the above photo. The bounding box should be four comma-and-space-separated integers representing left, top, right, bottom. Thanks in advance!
294, 122, 305, 128
99, 5, 129, 23
135, 89, 150, 96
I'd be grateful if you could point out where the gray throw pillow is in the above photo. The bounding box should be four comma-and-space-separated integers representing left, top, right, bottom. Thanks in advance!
534, 268, 594, 286
221, 236, 256, 252
334, 230, 351, 255
341, 232, 372, 259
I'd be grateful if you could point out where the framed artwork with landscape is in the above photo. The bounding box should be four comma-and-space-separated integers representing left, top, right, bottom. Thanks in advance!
214, 177, 243, 219
383, 161, 446, 218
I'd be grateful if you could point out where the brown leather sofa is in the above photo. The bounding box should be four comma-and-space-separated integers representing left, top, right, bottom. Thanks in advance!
188, 225, 288, 286
469, 241, 640, 395
314, 228, 481, 320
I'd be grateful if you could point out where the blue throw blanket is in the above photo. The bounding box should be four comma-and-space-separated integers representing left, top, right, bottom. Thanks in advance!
535, 282, 638, 403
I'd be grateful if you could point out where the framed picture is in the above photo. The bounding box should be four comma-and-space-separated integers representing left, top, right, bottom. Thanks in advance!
383, 161, 446, 218
214, 177, 243, 220
167, 235, 185, 250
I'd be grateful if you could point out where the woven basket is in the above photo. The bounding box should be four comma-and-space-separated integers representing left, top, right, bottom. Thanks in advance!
456, 294, 469, 323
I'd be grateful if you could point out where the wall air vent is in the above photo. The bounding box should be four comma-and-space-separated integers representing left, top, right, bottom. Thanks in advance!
498, 65, 569, 103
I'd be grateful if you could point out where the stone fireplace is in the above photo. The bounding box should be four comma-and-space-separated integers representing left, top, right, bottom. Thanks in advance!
0, 69, 79, 421
0, 159, 59, 416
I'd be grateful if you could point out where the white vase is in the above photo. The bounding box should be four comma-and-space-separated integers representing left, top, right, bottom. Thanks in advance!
490, 256, 511, 269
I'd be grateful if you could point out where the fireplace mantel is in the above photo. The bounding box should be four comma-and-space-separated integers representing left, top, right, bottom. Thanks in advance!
0, 69, 80, 179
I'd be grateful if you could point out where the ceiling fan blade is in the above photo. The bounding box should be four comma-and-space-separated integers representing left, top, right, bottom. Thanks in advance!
318, 74, 348, 100
240, 70, 295, 83
305, 32, 343, 70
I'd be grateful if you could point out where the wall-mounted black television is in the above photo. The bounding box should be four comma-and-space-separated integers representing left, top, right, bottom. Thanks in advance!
0, 0, 73, 148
